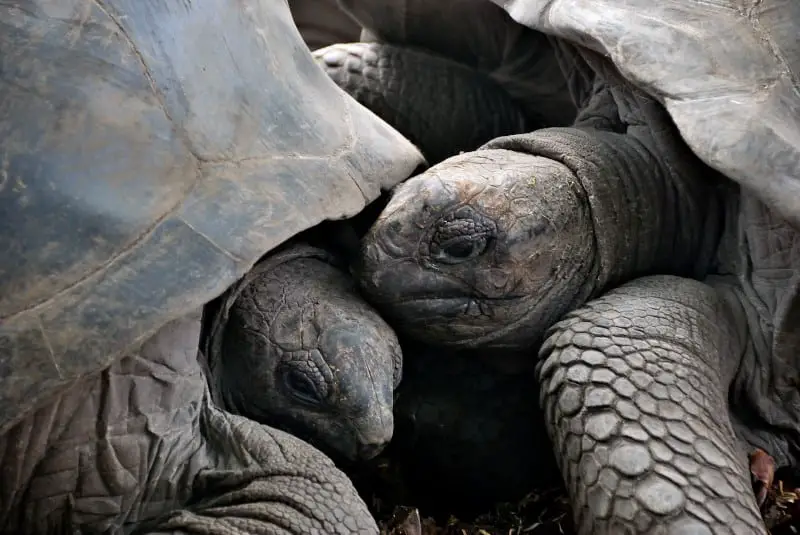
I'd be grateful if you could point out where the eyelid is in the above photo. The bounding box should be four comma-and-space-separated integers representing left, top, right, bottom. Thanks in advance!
280, 355, 331, 400
281, 352, 331, 403
284, 368, 324, 406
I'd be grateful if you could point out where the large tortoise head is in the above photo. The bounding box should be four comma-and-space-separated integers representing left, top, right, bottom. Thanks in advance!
338, 0, 800, 351
205, 244, 402, 462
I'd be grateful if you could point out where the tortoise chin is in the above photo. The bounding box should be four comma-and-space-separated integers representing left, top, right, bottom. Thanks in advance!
369, 294, 525, 349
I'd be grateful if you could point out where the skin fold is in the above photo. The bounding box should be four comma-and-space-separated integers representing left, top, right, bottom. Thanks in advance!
307, 0, 576, 166
340, 18, 799, 532
0, 312, 378, 534
314, 42, 529, 166
204, 242, 401, 463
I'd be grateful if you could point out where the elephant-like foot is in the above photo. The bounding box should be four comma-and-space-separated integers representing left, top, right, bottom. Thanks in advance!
538, 275, 766, 534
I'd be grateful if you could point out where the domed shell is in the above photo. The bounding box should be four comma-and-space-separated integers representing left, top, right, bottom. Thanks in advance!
493, 0, 800, 226
0, 0, 424, 434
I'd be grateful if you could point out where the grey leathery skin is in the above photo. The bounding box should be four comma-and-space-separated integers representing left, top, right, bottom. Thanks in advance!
0, 312, 378, 534
539, 275, 765, 534
350, 23, 800, 535
309, 0, 577, 165
203, 242, 402, 463
335, 0, 577, 129
314, 42, 530, 165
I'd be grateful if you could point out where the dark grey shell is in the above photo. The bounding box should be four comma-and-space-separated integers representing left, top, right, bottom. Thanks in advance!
0, 0, 424, 435
492, 0, 800, 227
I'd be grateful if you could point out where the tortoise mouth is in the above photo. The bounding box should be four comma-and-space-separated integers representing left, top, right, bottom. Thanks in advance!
379, 293, 538, 350
383, 296, 513, 345
387, 296, 475, 323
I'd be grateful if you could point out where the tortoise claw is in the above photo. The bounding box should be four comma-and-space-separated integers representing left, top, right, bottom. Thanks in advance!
749, 448, 776, 509
386, 506, 423, 535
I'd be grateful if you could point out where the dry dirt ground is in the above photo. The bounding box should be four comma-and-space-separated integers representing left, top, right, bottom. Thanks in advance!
351, 456, 800, 535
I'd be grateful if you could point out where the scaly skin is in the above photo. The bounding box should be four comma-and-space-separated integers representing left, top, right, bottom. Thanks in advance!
313, 42, 530, 165
350, 42, 791, 531
0, 313, 377, 534
335, 0, 577, 128
205, 243, 401, 463
539, 275, 765, 534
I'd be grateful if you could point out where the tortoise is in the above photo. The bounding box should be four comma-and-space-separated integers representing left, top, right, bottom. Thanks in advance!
0, 0, 424, 532
202, 240, 402, 463
310, 0, 577, 165
325, 0, 800, 533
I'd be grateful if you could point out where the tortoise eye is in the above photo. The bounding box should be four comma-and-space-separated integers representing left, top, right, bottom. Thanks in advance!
429, 205, 496, 265
283, 369, 322, 406
432, 234, 490, 264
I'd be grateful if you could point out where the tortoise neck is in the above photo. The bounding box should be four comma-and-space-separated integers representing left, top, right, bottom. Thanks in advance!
486, 126, 724, 295
575, 125, 724, 293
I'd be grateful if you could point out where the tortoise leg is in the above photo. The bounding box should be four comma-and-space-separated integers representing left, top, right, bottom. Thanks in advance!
312, 42, 530, 165
142, 406, 379, 535
538, 275, 766, 534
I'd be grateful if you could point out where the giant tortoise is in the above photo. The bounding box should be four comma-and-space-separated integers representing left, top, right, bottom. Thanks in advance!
324, 0, 800, 533
312, 0, 576, 165
202, 240, 402, 463
0, 0, 424, 532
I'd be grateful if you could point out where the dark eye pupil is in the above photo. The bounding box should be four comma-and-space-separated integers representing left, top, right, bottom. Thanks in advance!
287, 371, 319, 401
444, 240, 475, 259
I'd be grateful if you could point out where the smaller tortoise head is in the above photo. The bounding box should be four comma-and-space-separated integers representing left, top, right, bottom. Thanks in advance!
355, 149, 596, 350
218, 255, 400, 462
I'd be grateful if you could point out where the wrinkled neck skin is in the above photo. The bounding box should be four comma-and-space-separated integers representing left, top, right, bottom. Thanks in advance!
474, 63, 725, 348
0, 312, 209, 533
487, 126, 722, 292
0, 312, 378, 534
563, 45, 725, 285
338, 0, 577, 127
357, 56, 724, 351
205, 243, 400, 463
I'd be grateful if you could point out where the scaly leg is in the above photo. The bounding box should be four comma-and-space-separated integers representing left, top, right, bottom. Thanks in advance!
313, 42, 530, 165
538, 275, 766, 534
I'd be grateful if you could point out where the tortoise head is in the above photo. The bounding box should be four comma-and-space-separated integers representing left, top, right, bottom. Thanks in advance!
216, 252, 400, 462
355, 149, 596, 350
